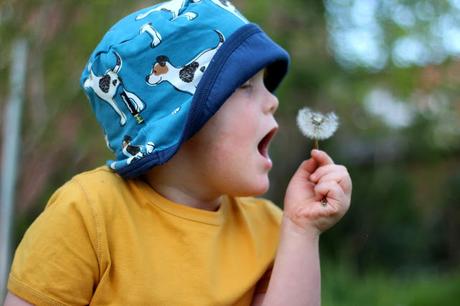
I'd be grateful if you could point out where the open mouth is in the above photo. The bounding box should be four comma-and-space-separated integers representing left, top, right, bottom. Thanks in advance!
258, 127, 278, 158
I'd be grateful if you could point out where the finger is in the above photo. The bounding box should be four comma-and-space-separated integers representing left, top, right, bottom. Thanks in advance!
294, 158, 318, 180
310, 165, 350, 186
310, 164, 347, 182
314, 181, 347, 205
314, 172, 352, 194
317, 182, 351, 214
311, 149, 334, 167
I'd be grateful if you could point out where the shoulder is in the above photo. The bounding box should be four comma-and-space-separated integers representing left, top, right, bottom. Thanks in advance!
69, 166, 126, 192
56, 166, 131, 206
49, 166, 139, 220
28, 167, 124, 240
48, 166, 123, 198
37, 165, 134, 231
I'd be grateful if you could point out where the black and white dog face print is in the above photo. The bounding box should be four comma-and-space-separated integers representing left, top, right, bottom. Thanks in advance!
136, 0, 198, 21
84, 53, 146, 126
145, 30, 225, 95
121, 135, 155, 166
84, 54, 126, 125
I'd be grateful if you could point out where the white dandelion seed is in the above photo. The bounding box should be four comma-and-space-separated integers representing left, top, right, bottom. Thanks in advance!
296, 107, 339, 149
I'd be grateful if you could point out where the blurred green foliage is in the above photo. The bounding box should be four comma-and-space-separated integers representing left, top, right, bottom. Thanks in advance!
1, 0, 459, 303
322, 260, 460, 305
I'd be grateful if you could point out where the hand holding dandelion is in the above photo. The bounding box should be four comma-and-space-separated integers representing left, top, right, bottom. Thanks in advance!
296, 107, 339, 150
283, 109, 350, 231
295, 107, 340, 207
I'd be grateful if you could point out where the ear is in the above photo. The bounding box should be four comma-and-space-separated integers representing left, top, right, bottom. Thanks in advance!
156, 55, 169, 66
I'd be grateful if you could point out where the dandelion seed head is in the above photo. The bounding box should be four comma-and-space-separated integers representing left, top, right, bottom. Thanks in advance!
296, 107, 339, 140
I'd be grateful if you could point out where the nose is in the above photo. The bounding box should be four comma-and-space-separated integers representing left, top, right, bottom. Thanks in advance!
264, 90, 279, 114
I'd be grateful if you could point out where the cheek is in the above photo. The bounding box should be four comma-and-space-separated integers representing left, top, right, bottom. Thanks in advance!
210, 117, 256, 152
191, 104, 261, 169
222, 116, 259, 146
216, 130, 255, 165
204, 140, 248, 181
206, 140, 238, 167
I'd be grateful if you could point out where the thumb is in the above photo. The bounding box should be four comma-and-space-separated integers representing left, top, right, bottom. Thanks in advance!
311, 149, 334, 166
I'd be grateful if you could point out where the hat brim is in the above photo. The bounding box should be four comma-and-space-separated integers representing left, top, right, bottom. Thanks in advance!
183, 23, 290, 141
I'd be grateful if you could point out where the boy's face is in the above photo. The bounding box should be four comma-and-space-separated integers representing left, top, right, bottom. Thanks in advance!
184, 69, 279, 197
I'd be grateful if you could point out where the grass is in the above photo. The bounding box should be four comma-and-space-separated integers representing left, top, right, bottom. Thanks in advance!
322, 262, 460, 306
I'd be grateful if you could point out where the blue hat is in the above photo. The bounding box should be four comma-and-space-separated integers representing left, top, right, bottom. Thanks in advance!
80, 0, 290, 178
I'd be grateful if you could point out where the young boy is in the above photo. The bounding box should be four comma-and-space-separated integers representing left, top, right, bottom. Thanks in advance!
5, 1, 351, 305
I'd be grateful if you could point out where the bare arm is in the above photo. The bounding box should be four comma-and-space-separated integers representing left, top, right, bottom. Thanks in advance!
259, 150, 351, 306
4, 292, 34, 306
262, 219, 321, 306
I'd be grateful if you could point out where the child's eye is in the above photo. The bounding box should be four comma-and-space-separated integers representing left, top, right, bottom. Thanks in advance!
239, 81, 252, 90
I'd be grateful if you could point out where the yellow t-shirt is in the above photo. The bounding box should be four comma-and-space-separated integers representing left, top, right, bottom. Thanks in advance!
8, 166, 282, 306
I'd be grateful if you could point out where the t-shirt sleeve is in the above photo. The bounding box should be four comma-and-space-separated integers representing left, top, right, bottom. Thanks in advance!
8, 179, 101, 306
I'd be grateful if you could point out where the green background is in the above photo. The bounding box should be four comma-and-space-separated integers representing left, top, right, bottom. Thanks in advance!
1, 0, 459, 304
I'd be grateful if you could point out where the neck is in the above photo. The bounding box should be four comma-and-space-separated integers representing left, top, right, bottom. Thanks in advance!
143, 157, 222, 212
145, 179, 222, 211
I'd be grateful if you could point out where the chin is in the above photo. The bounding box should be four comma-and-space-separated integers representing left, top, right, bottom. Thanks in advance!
250, 186, 269, 197
218, 165, 271, 197
236, 177, 270, 197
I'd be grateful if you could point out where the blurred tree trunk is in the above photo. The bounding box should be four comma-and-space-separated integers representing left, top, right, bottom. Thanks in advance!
0, 39, 28, 301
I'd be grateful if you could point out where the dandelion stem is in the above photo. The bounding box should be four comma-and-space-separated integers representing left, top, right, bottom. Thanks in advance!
313, 139, 319, 150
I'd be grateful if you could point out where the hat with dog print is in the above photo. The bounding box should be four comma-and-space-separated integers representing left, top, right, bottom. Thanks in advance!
80, 0, 290, 178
